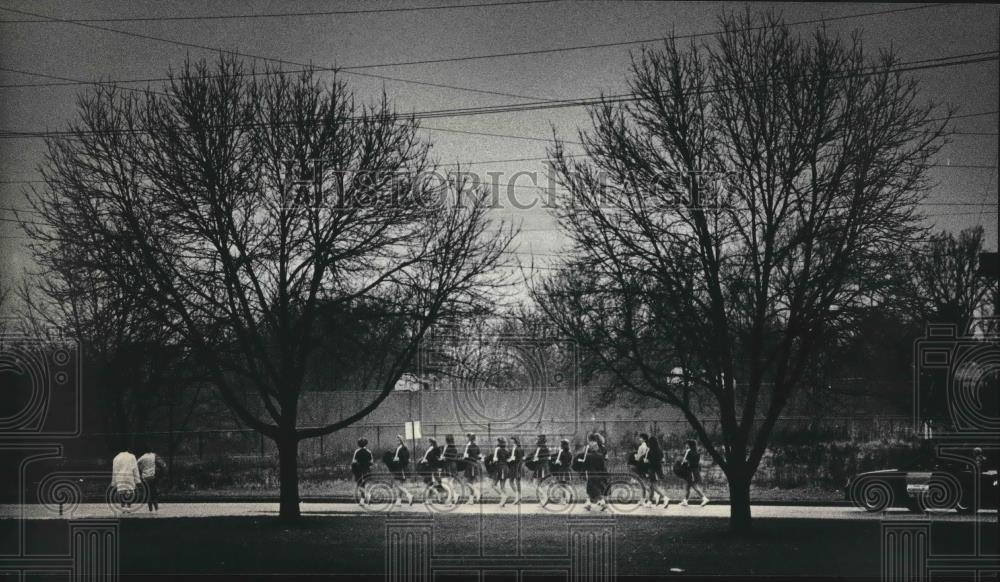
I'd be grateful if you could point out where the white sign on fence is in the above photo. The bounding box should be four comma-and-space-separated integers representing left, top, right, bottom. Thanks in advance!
404, 421, 422, 440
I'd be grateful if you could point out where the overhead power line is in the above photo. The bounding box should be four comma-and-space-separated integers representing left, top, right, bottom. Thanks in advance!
0, 4, 948, 74
0, 4, 952, 92
1, 56, 996, 140
0, 5, 547, 102
338, 4, 952, 71
0, 0, 568, 23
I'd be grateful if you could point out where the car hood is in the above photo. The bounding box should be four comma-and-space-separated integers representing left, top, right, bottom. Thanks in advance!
856, 469, 903, 476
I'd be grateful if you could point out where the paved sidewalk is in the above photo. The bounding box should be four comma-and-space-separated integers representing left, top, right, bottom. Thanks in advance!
1, 502, 992, 521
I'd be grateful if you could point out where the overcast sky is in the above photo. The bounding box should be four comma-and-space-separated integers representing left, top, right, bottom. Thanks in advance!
1, 1, 997, 307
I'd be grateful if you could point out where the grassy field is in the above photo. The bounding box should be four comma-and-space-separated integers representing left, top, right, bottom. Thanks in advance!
12, 513, 995, 580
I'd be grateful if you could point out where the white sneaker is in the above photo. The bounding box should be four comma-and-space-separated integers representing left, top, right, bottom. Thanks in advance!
395, 499, 403, 506
680, 499, 689, 507
583, 502, 593, 511
700, 497, 709, 507
662, 497, 670, 508
643, 500, 652, 507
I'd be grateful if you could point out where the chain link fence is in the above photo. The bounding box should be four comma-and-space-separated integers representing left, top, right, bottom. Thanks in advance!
48, 415, 916, 493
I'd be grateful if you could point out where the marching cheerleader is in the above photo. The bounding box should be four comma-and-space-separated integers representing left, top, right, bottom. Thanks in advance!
442, 434, 460, 484
539, 438, 570, 509
418, 438, 445, 502
582, 433, 608, 511
508, 436, 525, 504
636, 434, 669, 508
529, 435, 550, 484
489, 436, 512, 507
351, 438, 373, 506
462, 433, 483, 504
385, 434, 414, 505
679, 439, 709, 507
550, 439, 573, 481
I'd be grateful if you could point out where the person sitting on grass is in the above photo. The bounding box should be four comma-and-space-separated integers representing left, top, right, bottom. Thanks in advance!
679, 439, 709, 507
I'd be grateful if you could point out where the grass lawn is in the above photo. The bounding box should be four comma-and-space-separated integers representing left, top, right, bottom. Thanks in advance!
15, 513, 996, 580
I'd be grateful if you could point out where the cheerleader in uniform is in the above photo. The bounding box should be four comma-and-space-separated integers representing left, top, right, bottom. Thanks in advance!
539, 438, 571, 509
383, 434, 414, 505
679, 439, 709, 507
551, 439, 573, 480
529, 435, 550, 484
442, 434, 460, 486
635, 433, 669, 508
489, 437, 512, 507
581, 433, 608, 512
508, 437, 525, 504
350, 438, 373, 506
461, 433, 483, 504
418, 438, 445, 503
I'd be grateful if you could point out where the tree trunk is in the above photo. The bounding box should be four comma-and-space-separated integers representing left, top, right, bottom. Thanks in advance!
277, 435, 300, 519
727, 470, 753, 534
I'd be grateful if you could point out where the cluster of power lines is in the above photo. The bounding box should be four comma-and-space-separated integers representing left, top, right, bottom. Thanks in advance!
0, 1, 996, 246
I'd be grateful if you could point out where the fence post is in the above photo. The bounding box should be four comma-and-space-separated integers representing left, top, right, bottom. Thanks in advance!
320, 434, 325, 458
198, 432, 204, 459
376, 426, 382, 452
259, 432, 264, 461
487, 422, 491, 442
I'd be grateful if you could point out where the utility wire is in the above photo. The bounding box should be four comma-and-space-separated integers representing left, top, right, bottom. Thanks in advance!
0, 4, 953, 91
0, 56, 995, 138
0, 0, 568, 23
0, 5, 547, 102
0, 3, 948, 73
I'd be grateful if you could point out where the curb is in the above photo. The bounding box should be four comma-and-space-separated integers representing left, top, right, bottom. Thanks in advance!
159, 496, 853, 507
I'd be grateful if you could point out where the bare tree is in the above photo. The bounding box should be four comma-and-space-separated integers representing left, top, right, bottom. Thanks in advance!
23, 56, 515, 518
534, 11, 947, 531
907, 225, 997, 333
15, 257, 211, 459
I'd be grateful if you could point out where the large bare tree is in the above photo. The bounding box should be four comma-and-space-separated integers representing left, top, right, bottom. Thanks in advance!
23, 56, 515, 518
907, 225, 997, 333
534, 11, 948, 531
15, 257, 215, 464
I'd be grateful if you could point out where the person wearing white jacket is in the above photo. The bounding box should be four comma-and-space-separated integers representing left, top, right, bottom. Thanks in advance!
111, 449, 141, 508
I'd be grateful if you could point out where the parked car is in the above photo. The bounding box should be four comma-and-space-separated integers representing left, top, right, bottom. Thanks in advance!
846, 458, 998, 513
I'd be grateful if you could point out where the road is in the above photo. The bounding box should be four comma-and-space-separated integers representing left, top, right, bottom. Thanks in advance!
1, 501, 995, 521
